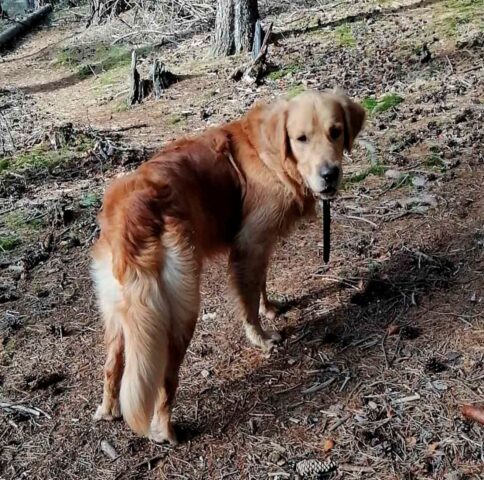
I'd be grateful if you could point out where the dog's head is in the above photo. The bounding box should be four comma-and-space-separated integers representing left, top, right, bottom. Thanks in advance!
262, 89, 365, 199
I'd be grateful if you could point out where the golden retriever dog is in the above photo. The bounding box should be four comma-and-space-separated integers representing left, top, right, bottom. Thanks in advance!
91, 89, 365, 444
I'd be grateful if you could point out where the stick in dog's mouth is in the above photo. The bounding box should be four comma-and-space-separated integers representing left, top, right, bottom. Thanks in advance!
323, 199, 331, 263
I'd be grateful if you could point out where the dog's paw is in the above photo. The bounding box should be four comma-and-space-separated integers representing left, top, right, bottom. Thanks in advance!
149, 424, 178, 445
94, 402, 121, 422
245, 325, 282, 352
259, 298, 286, 320
261, 329, 282, 352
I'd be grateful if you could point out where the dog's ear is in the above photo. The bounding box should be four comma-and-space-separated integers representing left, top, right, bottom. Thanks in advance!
334, 90, 366, 152
262, 100, 289, 163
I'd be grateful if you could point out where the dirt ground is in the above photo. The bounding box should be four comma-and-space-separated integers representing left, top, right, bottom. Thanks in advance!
0, 1, 483, 479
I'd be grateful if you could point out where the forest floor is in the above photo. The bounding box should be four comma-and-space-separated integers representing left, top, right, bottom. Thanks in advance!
0, 0, 483, 479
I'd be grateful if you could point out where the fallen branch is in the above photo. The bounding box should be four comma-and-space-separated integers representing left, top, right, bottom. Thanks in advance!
0, 5, 53, 51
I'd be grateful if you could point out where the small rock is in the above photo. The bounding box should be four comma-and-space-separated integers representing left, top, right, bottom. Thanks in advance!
268, 451, 282, 464
200, 369, 210, 378
427, 380, 448, 391
385, 169, 403, 181
412, 175, 427, 188
446, 471, 464, 480
202, 312, 217, 321
101, 440, 119, 460
368, 401, 378, 410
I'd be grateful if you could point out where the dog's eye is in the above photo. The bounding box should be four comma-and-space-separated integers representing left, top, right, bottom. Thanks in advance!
329, 126, 342, 140
297, 134, 308, 143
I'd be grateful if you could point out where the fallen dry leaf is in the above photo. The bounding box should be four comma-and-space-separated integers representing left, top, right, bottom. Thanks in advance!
427, 442, 440, 454
461, 404, 484, 426
406, 436, 417, 447
387, 324, 400, 336
323, 438, 335, 451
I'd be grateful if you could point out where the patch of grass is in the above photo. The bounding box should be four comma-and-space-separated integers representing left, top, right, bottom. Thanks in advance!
1, 132, 94, 177
3, 338, 17, 361
4, 211, 42, 231
424, 152, 447, 172
96, 65, 129, 87
56, 44, 151, 78
0, 235, 21, 252
334, 24, 356, 47
362, 93, 403, 115
0, 147, 71, 175
268, 64, 301, 81
345, 163, 387, 186
286, 84, 306, 99
113, 100, 129, 112
435, 0, 484, 37
167, 114, 184, 125
80, 193, 100, 208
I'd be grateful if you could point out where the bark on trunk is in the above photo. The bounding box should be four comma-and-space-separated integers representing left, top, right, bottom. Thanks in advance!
234, 0, 258, 53
212, 0, 234, 56
212, 0, 258, 56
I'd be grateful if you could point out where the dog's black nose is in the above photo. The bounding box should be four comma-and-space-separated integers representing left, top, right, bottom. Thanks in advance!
320, 165, 340, 184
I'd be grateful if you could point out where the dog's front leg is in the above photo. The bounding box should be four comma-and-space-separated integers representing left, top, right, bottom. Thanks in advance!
229, 240, 281, 352
259, 271, 284, 321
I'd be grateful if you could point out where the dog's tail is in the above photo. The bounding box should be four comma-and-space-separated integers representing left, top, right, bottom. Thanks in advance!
118, 267, 169, 436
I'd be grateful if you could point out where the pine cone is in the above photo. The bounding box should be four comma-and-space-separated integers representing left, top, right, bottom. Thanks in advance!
295, 459, 337, 478
424, 357, 446, 373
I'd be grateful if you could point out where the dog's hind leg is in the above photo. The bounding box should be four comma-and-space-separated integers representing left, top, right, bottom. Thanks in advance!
149, 335, 194, 444
149, 225, 201, 444
94, 311, 124, 421
92, 249, 124, 421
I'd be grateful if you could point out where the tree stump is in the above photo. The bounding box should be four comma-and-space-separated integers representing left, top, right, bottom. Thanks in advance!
128, 50, 141, 106
128, 52, 177, 106
230, 22, 273, 84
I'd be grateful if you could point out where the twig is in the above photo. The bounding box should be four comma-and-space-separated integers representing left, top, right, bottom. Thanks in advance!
301, 377, 336, 395
328, 413, 350, 432
0, 401, 51, 419
96, 123, 148, 133
381, 333, 389, 370
342, 214, 378, 228
115, 454, 166, 480
340, 464, 375, 473
393, 393, 420, 404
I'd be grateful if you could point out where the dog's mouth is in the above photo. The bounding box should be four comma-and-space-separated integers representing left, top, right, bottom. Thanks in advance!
317, 187, 338, 200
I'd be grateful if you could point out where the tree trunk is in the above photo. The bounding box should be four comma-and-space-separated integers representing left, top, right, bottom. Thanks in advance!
234, 0, 258, 53
212, 0, 258, 56
212, 0, 234, 56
